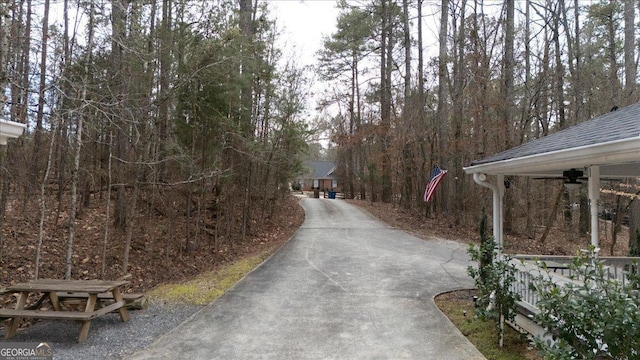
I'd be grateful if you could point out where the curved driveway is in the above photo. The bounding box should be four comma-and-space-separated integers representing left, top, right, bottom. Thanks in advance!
129, 198, 485, 359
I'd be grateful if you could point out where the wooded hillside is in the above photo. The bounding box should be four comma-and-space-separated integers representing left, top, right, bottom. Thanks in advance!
318, 0, 639, 254
0, 0, 312, 283
0, 0, 637, 288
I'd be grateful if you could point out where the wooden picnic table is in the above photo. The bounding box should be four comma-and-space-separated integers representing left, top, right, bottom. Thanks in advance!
0, 279, 131, 342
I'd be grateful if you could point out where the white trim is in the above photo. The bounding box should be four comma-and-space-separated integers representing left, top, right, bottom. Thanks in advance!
463, 137, 640, 176
0, 119, 25, 145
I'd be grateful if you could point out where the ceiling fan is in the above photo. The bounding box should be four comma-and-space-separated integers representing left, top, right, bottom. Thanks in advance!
562, 168, 584, 184
533, 168, 586, 190
562, 168, 584, 190
534, 168, 585, 181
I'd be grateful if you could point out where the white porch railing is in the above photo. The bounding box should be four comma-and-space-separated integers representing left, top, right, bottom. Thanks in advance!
507, 255, 640, 337
513, 255, 640, 288
509, 259, 577, 312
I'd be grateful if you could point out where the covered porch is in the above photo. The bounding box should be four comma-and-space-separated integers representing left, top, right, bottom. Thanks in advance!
463, 102, 640, 336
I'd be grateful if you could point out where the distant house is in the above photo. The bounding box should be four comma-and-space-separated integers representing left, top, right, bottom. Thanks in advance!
298, 161, 341, 192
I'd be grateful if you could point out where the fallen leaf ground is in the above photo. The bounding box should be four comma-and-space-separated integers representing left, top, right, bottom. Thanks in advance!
0, 193, 304, 309
347, 199, 630, 256
1, 194, 630, 343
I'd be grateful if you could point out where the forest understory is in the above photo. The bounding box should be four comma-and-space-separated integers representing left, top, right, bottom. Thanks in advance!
349, 199, 630, 257
1, 193, 628, 302
0, 191, 305, 302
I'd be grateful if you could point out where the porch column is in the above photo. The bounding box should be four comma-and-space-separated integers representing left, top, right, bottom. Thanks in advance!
472, 173, 505, 255
496, 174, 505, 253
588, 165, 600, 248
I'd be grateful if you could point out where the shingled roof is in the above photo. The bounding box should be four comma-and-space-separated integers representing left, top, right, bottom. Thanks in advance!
464, 101, 640, 178
306, 161, 337, 179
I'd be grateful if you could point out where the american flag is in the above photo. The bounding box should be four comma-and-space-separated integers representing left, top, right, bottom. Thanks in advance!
423, 165, 448, 202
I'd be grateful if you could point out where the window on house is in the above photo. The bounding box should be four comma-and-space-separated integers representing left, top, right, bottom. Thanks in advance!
312, 179, 319, 189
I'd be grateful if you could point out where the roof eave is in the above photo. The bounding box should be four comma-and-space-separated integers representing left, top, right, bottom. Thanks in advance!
463, 137, 640, 177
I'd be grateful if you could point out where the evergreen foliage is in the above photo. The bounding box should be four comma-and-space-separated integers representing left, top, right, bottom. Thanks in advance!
467, 210, 521, 347
532, 247, 640, 359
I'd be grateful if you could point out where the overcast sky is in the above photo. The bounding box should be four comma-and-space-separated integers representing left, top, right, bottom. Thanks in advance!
267, 0, 341, 67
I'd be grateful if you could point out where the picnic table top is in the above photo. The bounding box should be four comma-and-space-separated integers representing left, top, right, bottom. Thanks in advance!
5, 279, 128, 294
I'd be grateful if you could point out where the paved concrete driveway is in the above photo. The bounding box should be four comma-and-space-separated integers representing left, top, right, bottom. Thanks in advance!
129, 198, 485, 359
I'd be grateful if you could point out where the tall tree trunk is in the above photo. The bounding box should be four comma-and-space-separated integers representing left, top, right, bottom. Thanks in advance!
416, 0, 425, 208
554, 5, 569, 237
158, 0, 171, 181
348, 52, 357, 199
379, 0, 392, 204
401, 0, 412, 209
417, 0, 424, 108
15, 0, 31, 218
0, 1, 8, 109
0, 1, 12, 261
122, 166, 140, 274
112, 0, 128, 230
573, 0, 583, 125
55, 0, 71, 223
36, 113, 56, 279
606, 4, 620, 107
624, 0, 639, 253
623, 0, 636, 104
437, 0, 449, 213
451, 0, 466, 225
101, 130, 114, 278
503, 0, 515, 232
239, 0, 255, 239
575, 0, 589, 235
559, 0, 576, 125
553, 3, 566, 130
66, 2, 94, 279
523, 0, 534, 236
20, 0, 31, 126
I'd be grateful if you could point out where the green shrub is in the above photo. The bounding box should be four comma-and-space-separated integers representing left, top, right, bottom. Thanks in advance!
531, 247, 640, 359
467, 236, 521, 348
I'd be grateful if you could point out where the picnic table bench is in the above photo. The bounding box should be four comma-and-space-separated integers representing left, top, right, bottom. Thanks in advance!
55, 291, 144, 305
0, 279, 133, 342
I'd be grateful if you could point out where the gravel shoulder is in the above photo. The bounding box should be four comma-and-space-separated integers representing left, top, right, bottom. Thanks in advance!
1, 301, 203, 360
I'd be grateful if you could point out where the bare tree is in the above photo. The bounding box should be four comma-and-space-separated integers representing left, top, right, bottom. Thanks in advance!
400, 0, 412, 209
502, 0, 515, 232
436, 0, 449, 213
33, 0, 49, 179
66, 2, 95, 280
111, 0, 129, 230
624, 0, 639, 253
